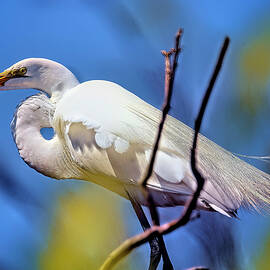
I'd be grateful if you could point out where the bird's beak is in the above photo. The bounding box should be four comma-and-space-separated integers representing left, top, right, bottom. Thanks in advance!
0, 70, 12, 86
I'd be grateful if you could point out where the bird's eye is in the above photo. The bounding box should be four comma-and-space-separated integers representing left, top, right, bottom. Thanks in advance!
19, 67, 27, 75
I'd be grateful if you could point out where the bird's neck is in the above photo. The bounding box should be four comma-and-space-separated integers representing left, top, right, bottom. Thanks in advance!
12, 94, 72, 179
42, 65, 80, 103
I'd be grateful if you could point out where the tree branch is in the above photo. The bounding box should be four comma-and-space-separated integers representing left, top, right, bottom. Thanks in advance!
139, 29, 183, 227
99, 33, 230, 270
140, 29, 183, 189
139, 29, 183, 270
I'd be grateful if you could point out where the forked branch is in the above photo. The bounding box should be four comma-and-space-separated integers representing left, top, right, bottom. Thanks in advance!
139, 29, 183, 228
99, 32, 230, 270
138, 29, 183, 270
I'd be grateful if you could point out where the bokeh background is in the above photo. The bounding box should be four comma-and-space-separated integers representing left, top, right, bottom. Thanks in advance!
0, 1, 270, 269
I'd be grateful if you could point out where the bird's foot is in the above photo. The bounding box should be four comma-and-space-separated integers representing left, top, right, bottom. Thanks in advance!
148, 237, 174, 270
148, 237, 162, 270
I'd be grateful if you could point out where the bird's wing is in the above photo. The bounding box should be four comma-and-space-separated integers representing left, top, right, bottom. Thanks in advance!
53, 80, 270, 215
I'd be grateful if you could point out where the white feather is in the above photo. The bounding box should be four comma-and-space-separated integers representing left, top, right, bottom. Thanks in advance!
51, 80, 270, 216
145, 150, 188, 183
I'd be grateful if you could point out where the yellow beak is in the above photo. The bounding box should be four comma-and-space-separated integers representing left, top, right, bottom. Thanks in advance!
0, 70, 11, 86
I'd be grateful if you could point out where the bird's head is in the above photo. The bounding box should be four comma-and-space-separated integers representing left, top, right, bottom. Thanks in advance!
0, 58, 79, 99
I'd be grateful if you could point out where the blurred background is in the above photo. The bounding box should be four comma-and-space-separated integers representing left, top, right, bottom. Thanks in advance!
0, 1, 270, 269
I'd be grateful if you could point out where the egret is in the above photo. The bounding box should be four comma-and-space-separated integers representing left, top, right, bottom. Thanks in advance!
1, 58, 270, 267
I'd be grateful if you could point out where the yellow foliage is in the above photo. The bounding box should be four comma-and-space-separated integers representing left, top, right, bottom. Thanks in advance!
39, 184, 131, 270
241, 36, 270, 81
238, 27, 270, 114
254, 229, 270, 270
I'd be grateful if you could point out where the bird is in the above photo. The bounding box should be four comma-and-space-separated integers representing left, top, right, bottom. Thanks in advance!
1, 57, 270, 270
0, 57, 270, 218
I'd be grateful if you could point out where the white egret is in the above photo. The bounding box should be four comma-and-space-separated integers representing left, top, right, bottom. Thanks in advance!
2, 57, 270, 269
0, 58, 270, 218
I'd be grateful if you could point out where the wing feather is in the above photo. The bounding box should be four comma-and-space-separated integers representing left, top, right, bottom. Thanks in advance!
53, 80, 270, 215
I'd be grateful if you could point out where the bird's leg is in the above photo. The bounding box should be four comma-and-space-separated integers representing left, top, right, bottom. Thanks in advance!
128, 192, 173, 270
130, 198, 161, 270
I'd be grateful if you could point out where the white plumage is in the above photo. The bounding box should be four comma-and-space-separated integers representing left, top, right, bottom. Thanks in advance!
1, 58, 270, 218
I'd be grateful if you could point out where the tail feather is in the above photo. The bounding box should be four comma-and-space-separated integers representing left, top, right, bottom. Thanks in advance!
165, 116, 270, 214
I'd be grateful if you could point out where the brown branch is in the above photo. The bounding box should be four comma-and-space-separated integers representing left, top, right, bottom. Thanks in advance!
140, 29, 183, 188
139, 29, 183, 269
139, 29, 183, 228
191, 36, 229, 197
99, 35, 230, 270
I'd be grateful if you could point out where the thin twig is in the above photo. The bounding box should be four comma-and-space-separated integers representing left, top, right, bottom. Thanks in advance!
139, 29, 183, 270
191, 36, 230, 196
100, 35, 230, 270
139, 29, 183, 224
139, 29, 183, 188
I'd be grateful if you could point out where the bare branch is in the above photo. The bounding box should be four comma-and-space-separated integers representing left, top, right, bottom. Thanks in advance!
139, 29, 183, 269
139, 29, 183, 230
99, 34, 230, 270
140, 29, 183, 188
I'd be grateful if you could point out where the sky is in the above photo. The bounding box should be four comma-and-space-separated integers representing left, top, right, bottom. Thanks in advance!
0, 1, 270, 269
